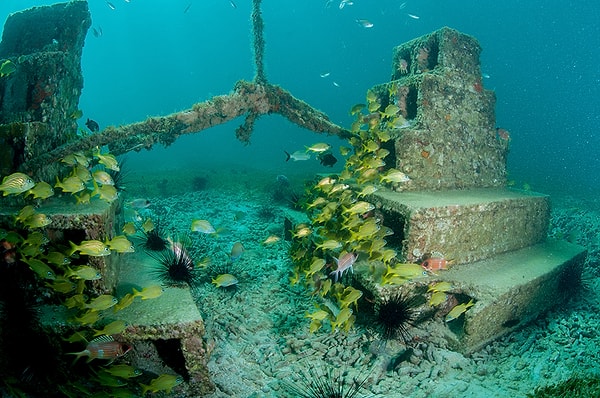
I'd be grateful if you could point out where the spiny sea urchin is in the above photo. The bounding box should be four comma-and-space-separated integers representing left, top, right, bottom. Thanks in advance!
146, 238, 197, 287
140, 218, 168, 251
282, 365, 371, 398
374, 291, 418, 344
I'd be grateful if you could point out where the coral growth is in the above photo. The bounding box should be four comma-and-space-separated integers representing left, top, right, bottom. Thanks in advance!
417, 47, 430, 71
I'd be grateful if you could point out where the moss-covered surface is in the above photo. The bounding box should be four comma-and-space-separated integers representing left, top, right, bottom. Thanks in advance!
528, 375, 600, 397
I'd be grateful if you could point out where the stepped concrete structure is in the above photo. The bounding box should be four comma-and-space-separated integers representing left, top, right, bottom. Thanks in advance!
0, 3, 213, 394
359, 27, 586, 353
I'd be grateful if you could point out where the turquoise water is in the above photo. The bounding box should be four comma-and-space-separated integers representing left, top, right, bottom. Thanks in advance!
1, 0, 598, 195
1, 2, 600, 396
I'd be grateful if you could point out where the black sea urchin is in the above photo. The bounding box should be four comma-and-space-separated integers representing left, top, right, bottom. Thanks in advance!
283, 365, 371, 398
147, 239, 197, 287
140, 218, 168, 251
374, 291, 418, 344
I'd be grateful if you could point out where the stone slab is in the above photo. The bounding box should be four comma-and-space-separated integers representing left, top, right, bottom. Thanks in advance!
359, 240, 586, 355
37, 248, 213, 396
370, 187, 550, 264
114, 249, 213, 396
443, 240, 587, 354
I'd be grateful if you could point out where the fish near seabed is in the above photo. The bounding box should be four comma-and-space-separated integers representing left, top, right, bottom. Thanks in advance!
230, 241, 245, 261
421, 257, 453, 272
141, 374, 184, 395
445, 299, 475, 322
212, 273, 238, 288
191, 219, 216, 234
329, 252, 358, 282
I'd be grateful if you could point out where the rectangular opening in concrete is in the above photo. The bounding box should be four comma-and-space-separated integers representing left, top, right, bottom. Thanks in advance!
416, 36, 440, 72
154, 338, 190, 380
392, 49, 412, 79
380, 208, 407, 255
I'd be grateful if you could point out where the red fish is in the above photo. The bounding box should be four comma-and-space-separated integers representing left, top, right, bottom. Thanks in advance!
496, 128, 511, 141
329, 252, 358, 282
421, 257, 452, 272
67, 335, 131, 364
1, 239, 17, 264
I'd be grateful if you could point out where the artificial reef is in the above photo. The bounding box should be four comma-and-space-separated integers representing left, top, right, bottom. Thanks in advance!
0, 0, 587, 396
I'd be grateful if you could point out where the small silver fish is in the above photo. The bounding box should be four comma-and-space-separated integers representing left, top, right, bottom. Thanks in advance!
284, 150, 311, 162
356, 19, 374, 28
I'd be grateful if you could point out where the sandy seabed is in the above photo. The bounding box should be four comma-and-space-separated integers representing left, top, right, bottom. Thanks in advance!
127, 169, 600, 398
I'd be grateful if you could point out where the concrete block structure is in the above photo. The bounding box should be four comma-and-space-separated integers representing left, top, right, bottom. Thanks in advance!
360, 27, 586, 353
0, 2, 212, 393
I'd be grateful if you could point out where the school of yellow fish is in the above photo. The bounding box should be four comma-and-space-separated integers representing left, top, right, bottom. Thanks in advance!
290, 87, 473, 333
0, 147, 187, 395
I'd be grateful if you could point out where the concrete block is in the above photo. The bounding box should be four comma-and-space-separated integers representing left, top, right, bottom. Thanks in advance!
115, 250, 214, 396
0, 122, 50, 176
36, 249, 214, 396
358, 240, 586, 355
0, 1, 91, 180
366, 27, 508, 191
371, 188, 550, 264
443, 240, 587, 354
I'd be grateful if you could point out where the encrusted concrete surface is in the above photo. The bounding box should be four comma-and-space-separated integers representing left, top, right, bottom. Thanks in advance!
368, 26, 508, 192
444, 240, 587, 354
371, 187, 550, 264
354, 27, 587, 355
0, 1, 91, 180
359, 240, 586, 355
115, 250, 214, 396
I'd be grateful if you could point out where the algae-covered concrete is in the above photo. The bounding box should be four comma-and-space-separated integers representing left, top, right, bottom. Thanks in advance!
358, 240, 586, 354
356, 26, 587, 353
115, 250, 214, 396
370, 27, 508, 192
444, 240, 587, 354
371, 187, 550, 264
0, 196, 122, 294
0, 1, 90, 179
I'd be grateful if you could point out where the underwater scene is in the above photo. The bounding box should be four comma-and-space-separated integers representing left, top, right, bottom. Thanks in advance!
0, 0, 599, 397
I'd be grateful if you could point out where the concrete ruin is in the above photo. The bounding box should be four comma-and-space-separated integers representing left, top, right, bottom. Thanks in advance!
0, 2, 213, 395
359, 27, 586, 354
0, 1, 587, 396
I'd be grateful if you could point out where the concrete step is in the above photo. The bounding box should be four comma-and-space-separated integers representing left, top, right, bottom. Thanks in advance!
442, 239, 586, 354
1, 197, 213, 395
361, 240, 587, 354
370, 187, 550, 264
37, 249, 213, 396
113, 250, 213, 396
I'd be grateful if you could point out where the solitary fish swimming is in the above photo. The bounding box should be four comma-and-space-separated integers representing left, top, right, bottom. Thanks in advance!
67, 335, 131, 364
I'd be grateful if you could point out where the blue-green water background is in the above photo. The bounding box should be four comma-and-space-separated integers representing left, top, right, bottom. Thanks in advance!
1, 0, 598, 196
